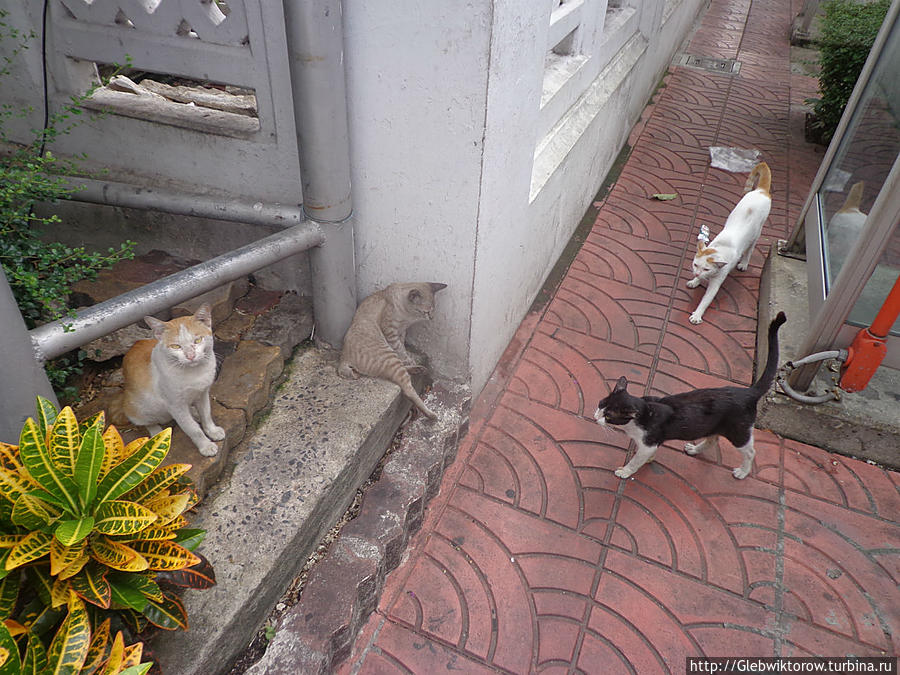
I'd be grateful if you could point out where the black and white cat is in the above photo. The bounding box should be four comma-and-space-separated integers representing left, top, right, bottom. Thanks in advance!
594, 312, 786, 480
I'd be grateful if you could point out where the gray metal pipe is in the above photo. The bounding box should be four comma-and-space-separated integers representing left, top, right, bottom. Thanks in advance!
0, 272, 59, 443
30, 222, 324, 362
282, 0, 357, 348
282, 0, 353, 223
65, 177, 306, 229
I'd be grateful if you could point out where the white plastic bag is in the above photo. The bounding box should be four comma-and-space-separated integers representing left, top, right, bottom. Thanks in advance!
709, 146, 761, 172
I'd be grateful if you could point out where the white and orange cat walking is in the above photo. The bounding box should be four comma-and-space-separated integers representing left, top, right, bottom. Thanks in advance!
120, 304, 225, 456
687, 162, 772, 324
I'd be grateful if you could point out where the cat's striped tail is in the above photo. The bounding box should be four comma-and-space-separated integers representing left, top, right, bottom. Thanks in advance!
750, 311, 787, 396
744, 162, 772, 197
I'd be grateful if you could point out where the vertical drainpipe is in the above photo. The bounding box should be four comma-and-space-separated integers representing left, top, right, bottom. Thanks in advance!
0, 272, 58, 442
282, 0, 357, 348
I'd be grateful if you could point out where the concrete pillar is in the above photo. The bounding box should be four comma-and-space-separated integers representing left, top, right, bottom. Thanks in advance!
0, 272, 58, 443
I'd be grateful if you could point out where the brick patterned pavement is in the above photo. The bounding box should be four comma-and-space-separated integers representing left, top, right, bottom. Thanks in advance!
339, 0, 900, 671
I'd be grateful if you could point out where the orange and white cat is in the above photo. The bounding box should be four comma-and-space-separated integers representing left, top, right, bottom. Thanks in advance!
826, 180, 866, 280
687, 162, 772, 324
120, 304, 224, 456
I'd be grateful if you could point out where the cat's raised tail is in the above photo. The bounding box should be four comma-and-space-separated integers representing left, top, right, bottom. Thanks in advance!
750, 311, 787, 397
744, 161, 772, 197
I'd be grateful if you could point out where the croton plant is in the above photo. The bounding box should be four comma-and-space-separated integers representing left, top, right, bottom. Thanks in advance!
0, 397, 216, 674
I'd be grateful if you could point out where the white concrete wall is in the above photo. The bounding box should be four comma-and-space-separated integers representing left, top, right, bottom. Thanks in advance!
468, 0, 705, 392
341, 1, 493, 381
1, 0, 707, 394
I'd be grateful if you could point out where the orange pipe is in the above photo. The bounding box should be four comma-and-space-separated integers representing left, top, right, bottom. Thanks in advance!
870, 272, 900, 338
839, 272, 900, 392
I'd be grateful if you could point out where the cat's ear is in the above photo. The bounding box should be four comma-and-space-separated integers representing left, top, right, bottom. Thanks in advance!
193, 303, 212, 327
429, 283, 447, 293
144, 315, 166, 339
613, 376, 628, 393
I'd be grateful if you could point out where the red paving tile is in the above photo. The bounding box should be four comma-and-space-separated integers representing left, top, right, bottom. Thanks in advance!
341, 0, 900, 671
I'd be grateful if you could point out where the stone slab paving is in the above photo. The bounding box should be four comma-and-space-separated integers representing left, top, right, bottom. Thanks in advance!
330, 0, 900, 671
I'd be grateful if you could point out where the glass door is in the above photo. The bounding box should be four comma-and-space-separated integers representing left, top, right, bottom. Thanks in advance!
787, 0, 900, 388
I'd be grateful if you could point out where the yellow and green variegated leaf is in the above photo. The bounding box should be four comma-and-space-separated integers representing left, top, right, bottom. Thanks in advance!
19, 599, 64, 639
0, 619, 22, 673
166, 516, 188, 531
142, 493, 190, 527
69, 566, 110, 609
26, 566, 52, 606
183, 488, 199, 512
12, 492, 61, 529
116, 527, 174, 543
80, 618, 110, 675
123, 464, 191, 504
108, 571, 162, 603
74, 422, 105, 509
0, 536, 24, 550
6, 531, 52, 570
57, 552, 90, 582
35, 396, 59, 440
90, 538, 148, 573
143, 591, 187, 630
126, 540, 199, 572
0, 574, 20, 620
47, 407, 81, 480
98, 428, 127, 481
50, 577, 69, 609
0, 466, 35, 507
0, 444, 24, 473
50, 538, 87, 577
46, 592, 90, 675
95, 431, 170, 506
18, 418, 79, 513
55, 518, 94, 547
94, 501, 157, 537
22, 630, 48, 675
77, 411, 104, 440
120, 642, 144, 669
100, 632, 124, 675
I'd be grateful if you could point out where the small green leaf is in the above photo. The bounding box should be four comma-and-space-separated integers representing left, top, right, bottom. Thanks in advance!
74, 420, 104, 508
55, 517, 95, 546
650, 193, 678, 200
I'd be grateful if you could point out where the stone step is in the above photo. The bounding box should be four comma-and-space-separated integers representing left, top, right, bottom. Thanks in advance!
71, 251, 314, 497
147, 348, 468, 675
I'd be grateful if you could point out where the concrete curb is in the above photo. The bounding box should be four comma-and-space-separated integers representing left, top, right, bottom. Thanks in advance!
149, 346, 424, 675
244, 381, 471, 675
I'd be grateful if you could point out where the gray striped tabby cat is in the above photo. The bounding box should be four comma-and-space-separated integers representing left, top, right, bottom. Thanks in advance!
338, 282, 447, 419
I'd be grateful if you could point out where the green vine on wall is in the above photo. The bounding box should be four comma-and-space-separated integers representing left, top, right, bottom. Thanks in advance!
0, 10, 135, 399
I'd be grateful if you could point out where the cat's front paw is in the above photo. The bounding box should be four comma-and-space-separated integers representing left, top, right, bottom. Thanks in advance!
737, 261, 750, 271
614, 466, 634, 479
689, 312, 703, 324
684, 442, 700, 455
198, 442, 219, 458
732, 465, 751, 479
686, 278, 701, 288
206, 425, 226, 441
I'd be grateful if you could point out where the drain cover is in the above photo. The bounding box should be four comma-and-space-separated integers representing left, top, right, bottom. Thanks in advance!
675, 53, 741, 74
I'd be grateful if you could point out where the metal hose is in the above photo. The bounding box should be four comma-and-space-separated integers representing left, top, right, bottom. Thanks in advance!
776, 350, 848, 404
